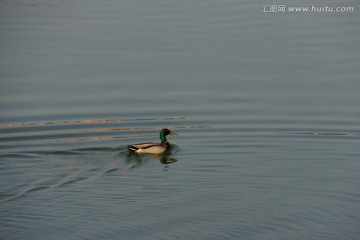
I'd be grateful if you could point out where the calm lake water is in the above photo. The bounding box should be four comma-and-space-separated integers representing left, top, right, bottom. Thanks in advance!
1, 0, 360, 239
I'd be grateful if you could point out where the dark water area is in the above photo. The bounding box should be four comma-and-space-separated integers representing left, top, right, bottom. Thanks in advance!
1, 0, 360, 239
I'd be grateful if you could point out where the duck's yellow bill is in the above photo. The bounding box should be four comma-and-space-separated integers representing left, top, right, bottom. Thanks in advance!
169, 131, 177, 135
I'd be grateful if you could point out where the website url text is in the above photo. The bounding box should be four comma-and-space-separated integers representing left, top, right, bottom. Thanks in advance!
262, 5, 354, 13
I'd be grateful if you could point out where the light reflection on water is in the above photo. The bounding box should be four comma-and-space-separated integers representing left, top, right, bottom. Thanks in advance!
1, 0, 360, 239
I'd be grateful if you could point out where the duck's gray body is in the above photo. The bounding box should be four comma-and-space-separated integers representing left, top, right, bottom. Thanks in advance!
127, 128, 176, 154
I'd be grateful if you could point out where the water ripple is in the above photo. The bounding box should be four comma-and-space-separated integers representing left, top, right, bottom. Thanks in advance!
0, 117, 186, 129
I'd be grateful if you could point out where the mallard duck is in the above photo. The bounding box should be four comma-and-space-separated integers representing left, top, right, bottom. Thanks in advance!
127, 128, 177, 154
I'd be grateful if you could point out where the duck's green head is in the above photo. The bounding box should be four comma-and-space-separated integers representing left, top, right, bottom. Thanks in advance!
160, 128, 177, 143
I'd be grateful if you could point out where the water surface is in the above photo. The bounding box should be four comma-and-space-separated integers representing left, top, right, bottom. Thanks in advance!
1, 0, 360, 239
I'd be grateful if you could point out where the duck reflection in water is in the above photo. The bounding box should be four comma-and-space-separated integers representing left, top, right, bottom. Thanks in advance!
123, 144, 179, 171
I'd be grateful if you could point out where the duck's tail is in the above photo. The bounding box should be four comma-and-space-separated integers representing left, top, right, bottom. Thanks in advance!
127, 145, 138, 151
